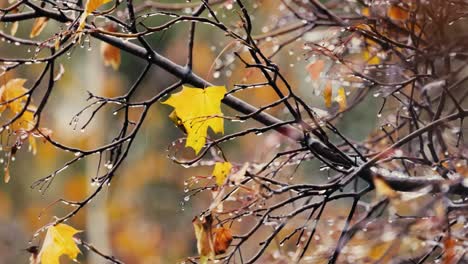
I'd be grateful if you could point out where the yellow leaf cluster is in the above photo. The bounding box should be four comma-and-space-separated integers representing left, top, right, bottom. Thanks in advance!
0, 79, 29, 113
0, 79, 37, 133
212, 162, 232, 186
163, 85, 226, 154
39, 224, 81, 264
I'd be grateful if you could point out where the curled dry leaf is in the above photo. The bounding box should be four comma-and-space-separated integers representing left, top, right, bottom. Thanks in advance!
30, 17, 49, 38
213, 227, 233, 255
193, 214, 215, 264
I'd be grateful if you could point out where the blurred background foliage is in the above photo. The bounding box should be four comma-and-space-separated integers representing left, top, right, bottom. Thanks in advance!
0, 0, 381, 263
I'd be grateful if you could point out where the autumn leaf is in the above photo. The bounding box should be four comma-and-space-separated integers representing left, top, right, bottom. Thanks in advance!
213, 227, 232, 254
78, 0, 112, 31
323, 82, 332, 108
12, 109, 37, 131
162, 85, 226, 154
212, 162, 232, 186
100, 24, 121, 70
30, 17, 49, 38
39, 224, 81, 264
193, 214, 215, 264
335, 87, 347, 111
0, 78, 29, 114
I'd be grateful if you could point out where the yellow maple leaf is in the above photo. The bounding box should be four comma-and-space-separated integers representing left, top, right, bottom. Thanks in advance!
78, 0, 112, 31
212, 162, 232, 186
39, 224, 81, 264
30, 17, 49, 38
0, 78, 29, 114
162, 85, 226, 154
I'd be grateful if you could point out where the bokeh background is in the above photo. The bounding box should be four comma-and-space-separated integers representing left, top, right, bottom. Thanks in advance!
0, 1, 379, 263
